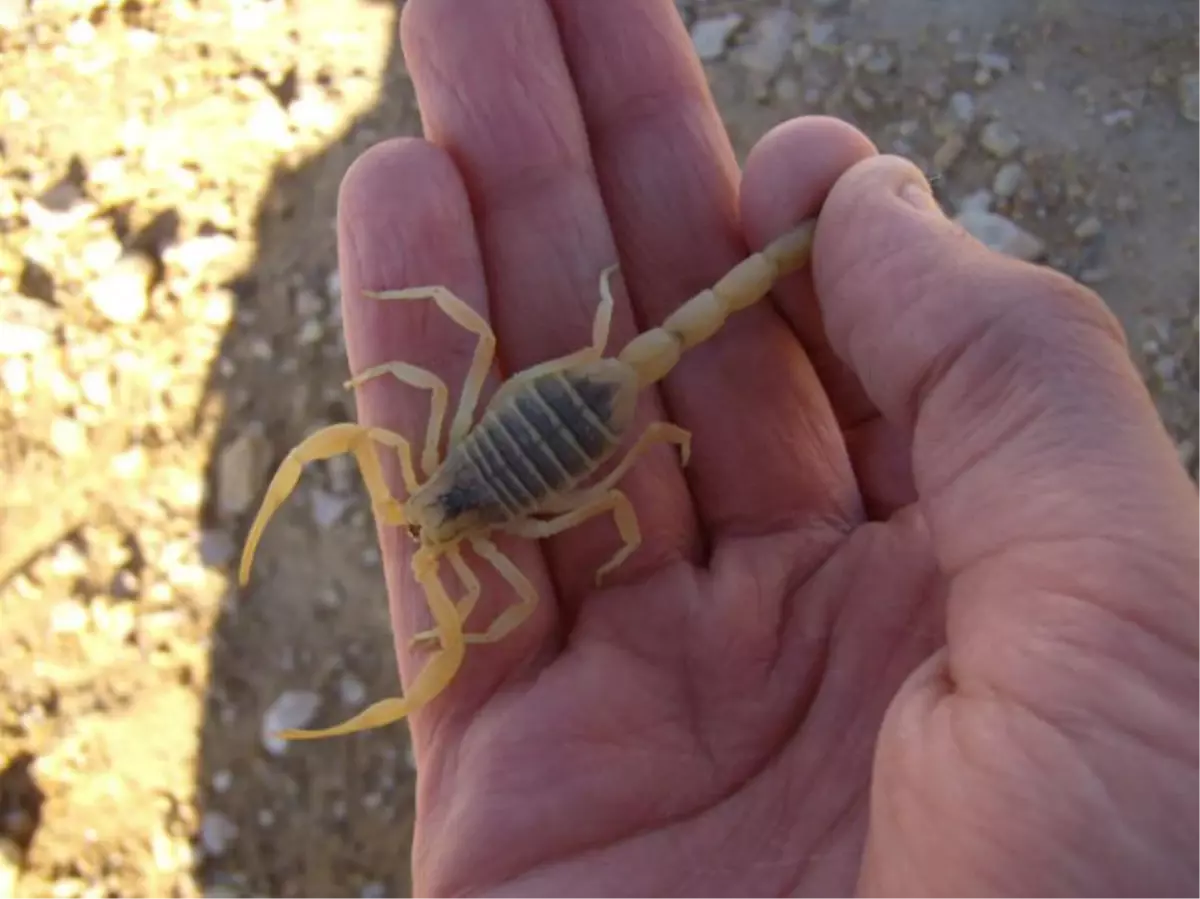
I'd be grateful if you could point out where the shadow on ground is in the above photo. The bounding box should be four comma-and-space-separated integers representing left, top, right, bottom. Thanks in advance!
193, 4, 427, 896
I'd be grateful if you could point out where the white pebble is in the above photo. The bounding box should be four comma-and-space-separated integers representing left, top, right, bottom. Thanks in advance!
948, 91, 975, 125
979, 121, 1021, 158
1178, 73, 1198, 123
1073, 216, 1103, 240
955, 209, 1045, 261
690, 13, 742, 61
339, 674, 366, 707
88, 252, 153, 325
738, 9, 799, 77
199, 812, 239, 857
310, 488, 351, 529
992, 162, 1025, 199
261, 690, 321, 756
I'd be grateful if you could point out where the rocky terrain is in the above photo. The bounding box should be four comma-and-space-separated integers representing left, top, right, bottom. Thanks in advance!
0, 1, 1195, 896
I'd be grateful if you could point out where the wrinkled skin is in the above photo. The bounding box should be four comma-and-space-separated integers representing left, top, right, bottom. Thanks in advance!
334, 2, 1199, 895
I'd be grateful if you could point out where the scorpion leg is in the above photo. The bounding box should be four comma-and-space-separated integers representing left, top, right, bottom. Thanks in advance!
542, 423, 692, 515
238, 423, 418, 586
483, 264, 617, 412
344, 361, 449, 479
274, 546, 466, 740
409, 544, 481, 649
508, 488, 642, 588
362, 286, 495, 448
437, 536, 541, 645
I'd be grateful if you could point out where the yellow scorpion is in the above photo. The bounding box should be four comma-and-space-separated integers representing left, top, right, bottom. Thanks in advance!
238, 218, 817, 740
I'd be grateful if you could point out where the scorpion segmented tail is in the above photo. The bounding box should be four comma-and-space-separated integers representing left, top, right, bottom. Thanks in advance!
617, 219, 816, 388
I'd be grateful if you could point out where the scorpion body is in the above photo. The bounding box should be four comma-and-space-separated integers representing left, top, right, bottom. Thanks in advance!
238, 218, 817, 741
408, 358, 638, 545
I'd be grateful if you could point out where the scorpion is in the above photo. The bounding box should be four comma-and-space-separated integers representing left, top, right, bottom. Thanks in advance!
237, 217, 817, 742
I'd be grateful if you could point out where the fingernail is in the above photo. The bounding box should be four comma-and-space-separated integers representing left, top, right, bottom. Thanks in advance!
899, 179, 942, 214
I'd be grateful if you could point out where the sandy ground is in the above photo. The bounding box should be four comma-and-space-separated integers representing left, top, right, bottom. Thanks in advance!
0, 1, 1195, 896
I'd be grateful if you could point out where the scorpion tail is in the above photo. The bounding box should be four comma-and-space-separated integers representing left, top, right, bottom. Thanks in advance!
616, 218, 817, 389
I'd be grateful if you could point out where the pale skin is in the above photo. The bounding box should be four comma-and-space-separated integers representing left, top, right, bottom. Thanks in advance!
279, 1, 1199, 895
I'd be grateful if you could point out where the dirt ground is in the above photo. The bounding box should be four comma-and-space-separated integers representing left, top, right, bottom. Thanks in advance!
0, 1, 1195, 896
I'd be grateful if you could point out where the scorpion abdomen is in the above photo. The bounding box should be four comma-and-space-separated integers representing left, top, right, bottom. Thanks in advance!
407, 358, 639, 542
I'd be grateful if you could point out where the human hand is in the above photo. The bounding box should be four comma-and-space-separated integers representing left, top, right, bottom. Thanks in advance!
334, 2, 1199, 895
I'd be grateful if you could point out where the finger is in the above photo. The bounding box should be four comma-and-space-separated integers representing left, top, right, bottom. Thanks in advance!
549, 0, 861, 536
337, 138, 558, 733
741, 117, 916, 517
813, 155, 1199, 719
400, 0, 700, 603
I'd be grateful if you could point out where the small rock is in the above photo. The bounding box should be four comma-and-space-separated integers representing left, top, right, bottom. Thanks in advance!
1, 358, 28, 395
863, 45, 895, 75
737, 9, 798, 77
360, 883, 386, 899
199, 812, 238, 857
211, 770, 234, 794
931, 133, 967, 173
1073, 216, 1103, 240
88, 252, 154, 325
1177, 439, 1197, 473
922, 75, 947, 101
261, 690, 321, 755
310, 488, 351, 529
1115, 193, 1138, 214
0, 0, 27, 30
50, 600, 89, 633
257, 809, 276, 827
1179, 73, 1199, 123
948, 91, 975, 125
79, 369, 111, 407
850, 87, 876, 111
955, 209, 1045, 261
0, 837, 20, 899
297, 318, 324, 345
992, 162, 1025, 199
690, 13, 742, 61
294, 288, 323, 319
18, 258, 55, 304
774, 74, 801, 103
339, 674, 366, 706
1, 293, 58, 357
979, 121, 1021, 158
976, 51, 1012, 75
36, 164, 86, 213
0, 322, 51, 357
217, 423, 271, 518
1153, 354, 1178, 381
64, 18, 95, 45
325, 268, 341, 301
164, 234, 238, 278
1079, 266, 1110, 285
805, 19, 837, 50
1102, 108, 1134, 128
49, 417, 87, 456
957, 189, 994, 214
110, 568, 139, 599
199, 530, 237, 567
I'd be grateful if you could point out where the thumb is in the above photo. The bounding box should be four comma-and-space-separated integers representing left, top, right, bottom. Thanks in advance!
813, 154, 1197, 710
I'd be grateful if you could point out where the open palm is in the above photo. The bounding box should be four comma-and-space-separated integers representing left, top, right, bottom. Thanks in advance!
332, 2, 1198, 896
